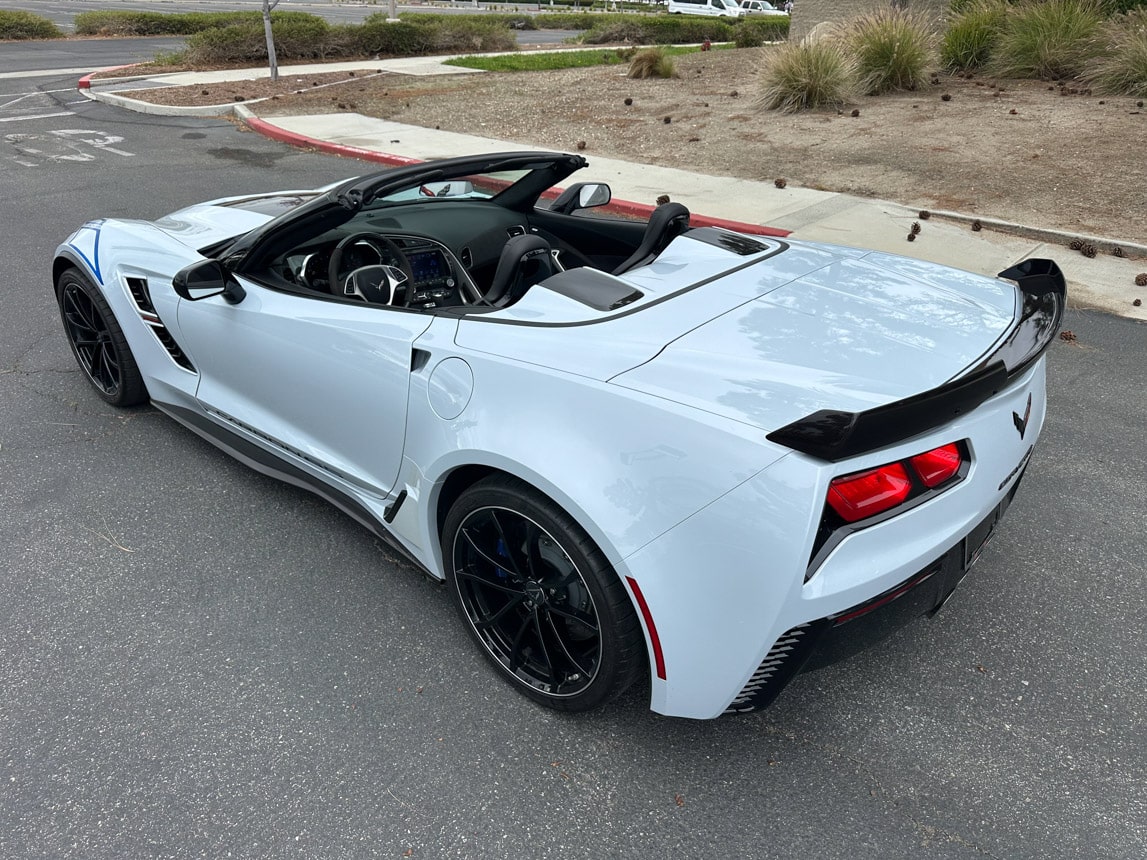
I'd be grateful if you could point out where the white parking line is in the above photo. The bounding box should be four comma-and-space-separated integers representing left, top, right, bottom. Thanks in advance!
0, 112, 73, 123
0, 68, 95, 81
0, 87, 74, 99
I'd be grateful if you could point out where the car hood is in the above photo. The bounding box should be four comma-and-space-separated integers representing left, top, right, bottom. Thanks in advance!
457, 236, 1019, 434
151, 192, 319, 250
610, 245, 1018, 431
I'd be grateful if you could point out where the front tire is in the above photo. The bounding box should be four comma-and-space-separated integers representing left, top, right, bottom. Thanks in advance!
56, 267, 147, 407
443, 476, 645, 712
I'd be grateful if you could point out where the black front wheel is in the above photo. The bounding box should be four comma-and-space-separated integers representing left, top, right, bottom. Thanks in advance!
443, 476, 645, 712
56, 267, 147, 407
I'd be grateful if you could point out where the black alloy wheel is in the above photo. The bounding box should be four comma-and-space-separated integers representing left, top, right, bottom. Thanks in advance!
444, 476, 644, 712
56, 268, 147, 407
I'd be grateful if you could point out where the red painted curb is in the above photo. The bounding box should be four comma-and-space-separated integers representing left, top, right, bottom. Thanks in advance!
242, 115, 791, 238
244, 114, 423, 168
77, 64, 139, 90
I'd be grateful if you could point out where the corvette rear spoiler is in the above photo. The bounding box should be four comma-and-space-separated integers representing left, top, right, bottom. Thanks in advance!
766, 258, 1066, 462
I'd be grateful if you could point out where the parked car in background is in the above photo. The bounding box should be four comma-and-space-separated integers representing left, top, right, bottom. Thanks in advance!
666, 0, 745, 18
740, 0, 789, 14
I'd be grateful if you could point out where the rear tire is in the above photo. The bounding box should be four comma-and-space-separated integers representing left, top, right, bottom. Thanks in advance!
56, 267, 148, 407
443, 476, 645, 712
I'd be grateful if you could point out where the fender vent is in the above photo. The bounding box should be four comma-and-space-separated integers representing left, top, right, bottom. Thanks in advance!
724, 621, 825, 714
124, 276, 196, 373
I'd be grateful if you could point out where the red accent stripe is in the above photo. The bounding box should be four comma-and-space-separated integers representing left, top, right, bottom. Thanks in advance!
625, 576, 666, 681
831, 568, 938, 626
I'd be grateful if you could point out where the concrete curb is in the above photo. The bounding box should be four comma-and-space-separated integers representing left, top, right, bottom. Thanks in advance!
83, 86, 251, 116
899, 205, 1147, 260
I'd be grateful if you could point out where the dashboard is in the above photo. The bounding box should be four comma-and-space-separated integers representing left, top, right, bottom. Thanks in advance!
281, 234, 475, 308
270, 200, 543, 309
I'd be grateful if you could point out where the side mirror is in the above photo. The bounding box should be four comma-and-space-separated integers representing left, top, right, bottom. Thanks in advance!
549, 182, 612, 215
173, 259, 246, 304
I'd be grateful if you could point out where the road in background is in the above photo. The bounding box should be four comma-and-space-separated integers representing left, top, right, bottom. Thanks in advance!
1, 41, 1145, 860
6, 0, 559, 31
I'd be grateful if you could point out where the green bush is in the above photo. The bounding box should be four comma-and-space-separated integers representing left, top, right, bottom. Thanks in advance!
989, 0, 1105, 79
628, 47, 678, 78
73, 10, 323, 37
846, 8, 935, 94
182, 18, 338, 64
535, 13, 633, 30
1086, 8, 1147, 95
941, 0, 1008, 70
179, 16, 518, 65
394, 12, 538, 31
736, 17, 790, 47
0, 9, 63, 40
758, 40, 859, 112
583, 16, 757, 45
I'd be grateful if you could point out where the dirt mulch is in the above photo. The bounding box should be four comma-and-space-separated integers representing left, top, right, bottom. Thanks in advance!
117, 49, 1147, 243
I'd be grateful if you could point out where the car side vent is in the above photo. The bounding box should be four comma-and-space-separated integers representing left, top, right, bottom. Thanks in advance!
152, 326, 196, 372
123, 276, 196, 373
507, 225, 526, 238
460, 247, 473, 268
125, 276, 156, 314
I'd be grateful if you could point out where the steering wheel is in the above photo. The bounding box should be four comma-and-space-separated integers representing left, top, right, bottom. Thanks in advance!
327, 232, 412, 298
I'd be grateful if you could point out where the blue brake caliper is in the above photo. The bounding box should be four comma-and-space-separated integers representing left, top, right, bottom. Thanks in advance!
495, 538, 509, 579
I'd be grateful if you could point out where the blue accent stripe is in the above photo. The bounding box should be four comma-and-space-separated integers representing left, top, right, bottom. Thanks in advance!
67, 219, 106, 285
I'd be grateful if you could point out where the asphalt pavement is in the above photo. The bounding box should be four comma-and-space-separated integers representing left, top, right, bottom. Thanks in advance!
1, 41, 1145, 860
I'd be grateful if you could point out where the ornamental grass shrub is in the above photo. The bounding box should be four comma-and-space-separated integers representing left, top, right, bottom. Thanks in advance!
1085, 8, 1147, 96
989, 0, 1106, 79
845, 8, 936, 94
0, 9, 63, 40
758, 40, 859, 112
627, 47, 678, 78
941, 0, 1008, 70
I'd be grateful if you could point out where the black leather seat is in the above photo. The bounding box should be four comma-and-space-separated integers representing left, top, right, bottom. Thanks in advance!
612, 202, 692, 275
483, 234, 556, 307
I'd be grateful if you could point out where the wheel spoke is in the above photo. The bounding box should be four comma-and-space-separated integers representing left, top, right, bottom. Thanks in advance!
471, 593, 526, 630
523, 523, 544, 581
543, 611, 595, 678
506, 612, 534, 672
456, 565, 522, 596
461, 525, 519, 581
530, 610, 557, 685
545, 604, 599, 632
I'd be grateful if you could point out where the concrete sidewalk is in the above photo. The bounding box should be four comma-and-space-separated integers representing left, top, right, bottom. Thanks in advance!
80, 58, 1147, 320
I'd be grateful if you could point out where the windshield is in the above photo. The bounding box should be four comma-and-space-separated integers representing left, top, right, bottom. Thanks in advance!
368, 169, 535, 207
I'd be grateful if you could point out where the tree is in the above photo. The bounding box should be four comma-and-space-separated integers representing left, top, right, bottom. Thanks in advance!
262, 0, 281, 81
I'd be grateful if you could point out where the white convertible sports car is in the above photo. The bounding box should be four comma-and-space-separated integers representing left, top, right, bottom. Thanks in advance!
54, 152, 1065, 719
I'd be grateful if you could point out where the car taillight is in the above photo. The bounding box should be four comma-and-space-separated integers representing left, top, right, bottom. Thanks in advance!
825, 442, 966, 526
910, 443, 962, 488
827, 463, 912, 523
